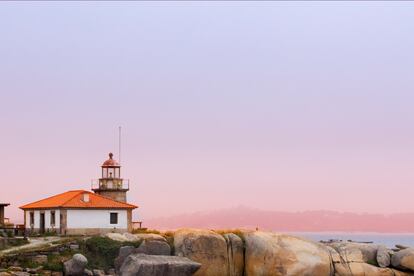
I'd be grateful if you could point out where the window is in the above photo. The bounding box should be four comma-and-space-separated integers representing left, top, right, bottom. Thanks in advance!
108, 168, 115, 178
30, 212, 34, 226
51, 211, 55, 226
110, 212, 118, 224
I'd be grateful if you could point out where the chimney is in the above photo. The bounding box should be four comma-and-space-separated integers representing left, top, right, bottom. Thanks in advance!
82, 193, 90, 203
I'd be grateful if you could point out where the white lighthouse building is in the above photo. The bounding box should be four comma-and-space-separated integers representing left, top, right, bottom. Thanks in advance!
20, 153, 138, 235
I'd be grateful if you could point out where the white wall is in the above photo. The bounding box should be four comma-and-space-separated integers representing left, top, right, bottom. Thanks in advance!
25, 209, 60, 230
67, 209, 128, 229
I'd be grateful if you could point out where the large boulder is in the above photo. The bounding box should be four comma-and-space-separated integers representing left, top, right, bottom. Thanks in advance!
243, 231, 332, 276
377, 245, 392, 268
134, 234, 166, 242
335, 262, 413, 276
105, 233, 131, 242
326, 246, 341, 263
392, 248, 414, 271
334, 262, 414, 276
63, 254, 88, 276
123, 233, 141, 242
105, 233, 140, 242
174, 229, 229, 276
223, 233, 244, 276
136, 239, 171, 256
114, 240, 171, 272
115, 246, 136, 273
119, 253, 201, 276
327, 242, 378, 264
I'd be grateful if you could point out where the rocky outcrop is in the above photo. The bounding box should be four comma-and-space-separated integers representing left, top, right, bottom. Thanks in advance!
105, 233, 134, 243
2, 229, 414, 276
63, 254, 88, 276
135, 239, 171, 256
324, 240, 414, 276
377, 245, 392, 268
174, 229, 229, 276
243, 231, 332, 276
334, 262, 414, 276
114, 240, 171, 273
133, 234, 166, 242
327, 241, 379, 264
223, 233, 244, 276
106, 232, 167, 244
392, 248, 414, 271
118, 253, 201, 276
115, 246, 136, 273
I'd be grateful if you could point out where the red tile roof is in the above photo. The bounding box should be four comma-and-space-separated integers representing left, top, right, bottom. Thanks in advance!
20, 190, 137, 210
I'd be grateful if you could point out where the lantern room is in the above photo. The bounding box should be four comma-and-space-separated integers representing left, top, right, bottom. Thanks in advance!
92, 153, 129, 202
102, 152, 121, 179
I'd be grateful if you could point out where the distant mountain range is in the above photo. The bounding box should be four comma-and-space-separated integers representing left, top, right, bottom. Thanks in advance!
145, 206, 414, 233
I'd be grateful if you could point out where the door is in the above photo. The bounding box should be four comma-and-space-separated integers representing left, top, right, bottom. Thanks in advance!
40, 213, 45, 233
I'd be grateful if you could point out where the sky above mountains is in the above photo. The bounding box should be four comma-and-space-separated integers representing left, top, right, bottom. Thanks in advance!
1, 2, 414, 227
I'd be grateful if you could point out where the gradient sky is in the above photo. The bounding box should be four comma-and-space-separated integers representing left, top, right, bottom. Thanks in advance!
1, 2, 414, 223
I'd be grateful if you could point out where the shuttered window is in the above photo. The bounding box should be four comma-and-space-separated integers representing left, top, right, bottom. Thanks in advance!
51, 211, 56, 226
30, 212, 34, 225
110, 212, 118, 224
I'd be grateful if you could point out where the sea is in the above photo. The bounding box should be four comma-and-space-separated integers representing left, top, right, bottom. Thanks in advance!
286, 232, 414, 248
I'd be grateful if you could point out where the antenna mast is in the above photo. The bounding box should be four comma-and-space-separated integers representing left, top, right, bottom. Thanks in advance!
118, 126, 122, 164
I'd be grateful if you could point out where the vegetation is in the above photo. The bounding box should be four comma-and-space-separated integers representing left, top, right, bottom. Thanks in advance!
79, 236, 141, 270
8, 238, 29, 247
163, 231, 175, 255
43, 253, 69, 271
131, 228, 160, 235
367, 259, 379, 266
1, 235, 144, 271
28, 230, 58, 238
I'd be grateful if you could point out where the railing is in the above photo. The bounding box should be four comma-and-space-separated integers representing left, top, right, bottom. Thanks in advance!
132, 221, 144, 230
91, 179, 130, 190
0, 225, 26, 237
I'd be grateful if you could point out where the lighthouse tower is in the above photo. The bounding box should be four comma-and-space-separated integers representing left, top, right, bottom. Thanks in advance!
92, 153, 129, 202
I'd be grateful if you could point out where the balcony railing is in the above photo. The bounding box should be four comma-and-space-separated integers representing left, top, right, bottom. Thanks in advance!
91, 179, 130, 190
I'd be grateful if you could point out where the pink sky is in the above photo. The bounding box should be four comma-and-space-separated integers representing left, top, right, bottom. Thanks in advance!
1, 3, 414, 228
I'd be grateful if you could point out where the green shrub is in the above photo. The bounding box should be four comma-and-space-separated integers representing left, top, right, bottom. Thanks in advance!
43, 261, 63, 272
367, 259, 378, 266
7, 238, 29, 247
16, 260, 38, 269
79, 236, 141, 270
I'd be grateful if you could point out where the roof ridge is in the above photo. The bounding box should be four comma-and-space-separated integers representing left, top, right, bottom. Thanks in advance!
21, 190, 138, 210
20, 190, 79, 209
61, 190, 86, 206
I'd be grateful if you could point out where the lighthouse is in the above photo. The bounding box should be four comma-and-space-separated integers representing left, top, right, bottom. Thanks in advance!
21, 152, 137, 235
92, 153, 129, 202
